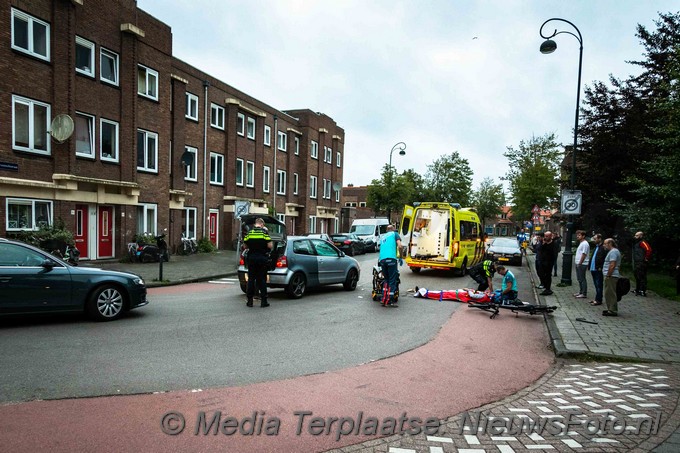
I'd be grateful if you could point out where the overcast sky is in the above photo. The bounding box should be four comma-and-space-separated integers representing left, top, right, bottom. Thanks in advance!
138, 0, 678, 192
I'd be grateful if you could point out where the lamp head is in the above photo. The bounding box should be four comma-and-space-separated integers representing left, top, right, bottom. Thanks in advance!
540, 39, 557, 54
399, 150, 406, 156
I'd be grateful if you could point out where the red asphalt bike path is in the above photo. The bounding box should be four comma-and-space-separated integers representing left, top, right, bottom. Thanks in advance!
0, 299, 554, 452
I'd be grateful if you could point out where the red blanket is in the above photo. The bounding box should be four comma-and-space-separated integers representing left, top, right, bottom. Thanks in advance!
413, 287, 495, 303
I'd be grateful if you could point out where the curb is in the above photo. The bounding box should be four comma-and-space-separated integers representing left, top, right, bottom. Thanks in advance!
145, 270, 239, 288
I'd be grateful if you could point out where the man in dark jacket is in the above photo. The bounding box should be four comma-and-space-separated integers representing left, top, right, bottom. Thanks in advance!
589, 234, 607, 306
537, 231, 558, 295
244, 218, 273, 307
632, 231, 652, 296
469, 259, 496, 292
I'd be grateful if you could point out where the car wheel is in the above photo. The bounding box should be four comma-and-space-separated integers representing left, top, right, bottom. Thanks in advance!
239, 281, 248, 293
87, 285, 125, 321
347, 248, 354, 256
343, 268, 359, 291
410, 267, 421, 273
286, 272, 307, 299
456, 259, 468, 277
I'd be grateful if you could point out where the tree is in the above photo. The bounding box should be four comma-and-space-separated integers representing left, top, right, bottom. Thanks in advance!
471, 178, 506, 230
366, 165, 419, 219
503, 134, 562, 221
422, 152, 473, 205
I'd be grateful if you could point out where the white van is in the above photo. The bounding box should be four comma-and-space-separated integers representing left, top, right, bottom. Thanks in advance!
349, 218, 389, 252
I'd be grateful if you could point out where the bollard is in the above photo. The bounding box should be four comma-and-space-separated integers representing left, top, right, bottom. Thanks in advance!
158, 252, 163, 281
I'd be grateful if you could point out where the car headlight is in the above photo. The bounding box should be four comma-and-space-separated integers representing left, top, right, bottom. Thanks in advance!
134, 278, 145, 286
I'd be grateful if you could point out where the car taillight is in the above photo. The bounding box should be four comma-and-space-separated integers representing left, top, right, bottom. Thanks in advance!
453, 241, 459, 257
344, 240, 351, 245
276, 255, 288, 268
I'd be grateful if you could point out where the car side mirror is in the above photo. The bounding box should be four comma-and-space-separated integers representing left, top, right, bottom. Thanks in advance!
339, 251, 345, 257
41, 259, 55, 270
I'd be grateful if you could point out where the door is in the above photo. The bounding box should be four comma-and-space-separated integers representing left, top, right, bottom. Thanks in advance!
310, 239, 344, 284
209, 210, 218, 246
74, 204, 89, 259
98, 206, 114, 258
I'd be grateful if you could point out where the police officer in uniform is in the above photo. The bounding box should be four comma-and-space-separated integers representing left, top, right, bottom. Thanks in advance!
244, 218, 273, 307
468, 259, 496, 292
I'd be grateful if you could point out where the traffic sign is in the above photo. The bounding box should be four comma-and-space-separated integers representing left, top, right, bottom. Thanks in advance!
561, 190, 582, 215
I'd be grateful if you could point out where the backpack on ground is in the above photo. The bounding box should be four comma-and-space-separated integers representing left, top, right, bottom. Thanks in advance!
616, 277, 630, 301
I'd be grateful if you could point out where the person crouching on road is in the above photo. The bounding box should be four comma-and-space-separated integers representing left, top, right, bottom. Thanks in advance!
496, 264, 518, 303
469, 259, 496, 292
244, 218, 273, 308
378, 224, 403, 307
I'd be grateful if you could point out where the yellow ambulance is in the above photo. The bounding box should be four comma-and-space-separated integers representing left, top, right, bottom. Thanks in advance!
400, 202, 485, 275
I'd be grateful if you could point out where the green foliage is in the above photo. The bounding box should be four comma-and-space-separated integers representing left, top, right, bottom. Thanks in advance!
472, 178, 506, 227
9, 218, 74, 250
423, 152, 473, 205
197, 237, 217, 253
366, 165, 420, 216
134, 233, 155, 245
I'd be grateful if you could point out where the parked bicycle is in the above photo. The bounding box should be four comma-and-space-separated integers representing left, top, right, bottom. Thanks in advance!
178, 232, 198, 255
51, 243, 81, 266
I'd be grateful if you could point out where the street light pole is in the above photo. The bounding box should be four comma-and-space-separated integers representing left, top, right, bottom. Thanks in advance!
386, 142, 406, 223
539, 18, 583, 286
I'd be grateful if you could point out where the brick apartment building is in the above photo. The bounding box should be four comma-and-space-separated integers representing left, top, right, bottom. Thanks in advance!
1, 0, 344, 260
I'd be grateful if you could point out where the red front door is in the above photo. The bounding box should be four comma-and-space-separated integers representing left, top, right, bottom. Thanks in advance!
75, 204, 89, 259
98, 206, 114, 258
209, 211, 218, 245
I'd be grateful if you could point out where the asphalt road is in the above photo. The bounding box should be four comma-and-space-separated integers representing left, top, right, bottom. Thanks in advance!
0, 253, 534, 404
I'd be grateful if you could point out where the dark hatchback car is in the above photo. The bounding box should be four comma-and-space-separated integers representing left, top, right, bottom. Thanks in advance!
0, 238, 148, 321
485, 237, 523, 266
329, 233, 366, 256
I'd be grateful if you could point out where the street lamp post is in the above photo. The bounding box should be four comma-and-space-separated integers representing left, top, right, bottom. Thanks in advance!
386, 142, 406, 223
539, 18, 583, 286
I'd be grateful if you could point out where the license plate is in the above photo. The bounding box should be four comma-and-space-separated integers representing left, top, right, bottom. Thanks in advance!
499, 257, 509, 261
334, 242, 342, 246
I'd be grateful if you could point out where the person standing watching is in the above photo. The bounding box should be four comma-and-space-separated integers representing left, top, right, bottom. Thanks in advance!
589, 234, 606, 306
632, 231, 652, 296
244, 218, 273, 308
574, 230, 590, 299
537, 231, 558, 295
378, 224, 403, 306
602, 238, 622, 316
469, 259, 496, 292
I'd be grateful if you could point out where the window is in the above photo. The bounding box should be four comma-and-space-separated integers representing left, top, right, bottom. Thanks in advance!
311, 141, 319, 159
277, 170, 286, 195
460, 221, 480, 240
184, 146, 197, 181
100, 119, 119, 162
336, 151, 341, 167
293, 173, 299, 195
264, 125, 271, 146
359, 202, 367, 207
137, 129, 158, 172
246, 161, 255, 187
75, 112, 95, 158
324, 146, 332, 163
185, 93, 198, 121
310, 176, 318, 199
276, 213, 285, 224
137, 64, 158, 100
308, 216, 317, 234
237, 113, 245, 136
210, 103, 225, 129
263, 166, 270, 193
210, 152, 224, 185
136, 203, 157, 235
100, 48, 119, 85
74, 36, 95, 77
336, 189, 340, 202
11, 8, 49, 61
236, 158, 244, 186
183, 207, 197, 239
12, 95, 50, 155
294, 136, 300, 155
323, 179, 331, 199
247, 117, 255, 139
277, 131, 287, 151
6, 198, 52, 231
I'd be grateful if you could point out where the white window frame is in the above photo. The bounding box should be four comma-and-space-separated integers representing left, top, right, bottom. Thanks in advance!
247, 117, 256, 140
308, 216, 317, 234
210, 152, 224, 185
277, 131, 287, 152
137, 129, 159, 173
137, 203, 157, 236
335, 189, 340, 202
184, 207, 197, 240
246, 161, 255, 187
237, 113, 245, 136
184, 146, 198, 181
12, 95, 51, 155
293, 173, 299, 195
324, 146, 333, 163
100, 47, 119, 86
310, 176, 318, 199
264, 125, 271, 146
185, 92, 199, 121
137, 64, 158, 101
277, 170, 286, 195
100, 118, 119, 162
6, 198, 53, 231
236, 158, 244, 186
323, 179, 332, 199
263, 166, 271, 193
359, 202, 367, 207
75, 111, 95, 158
294, 136, 300, 155
75, 36, 95, 77
311, 141, 319, 159
210, 103, 225, 130
11, 8, 50, 61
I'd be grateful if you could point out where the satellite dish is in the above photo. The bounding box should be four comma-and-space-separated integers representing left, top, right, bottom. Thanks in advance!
49, 114, 74, 144
332, 182, 342, 191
